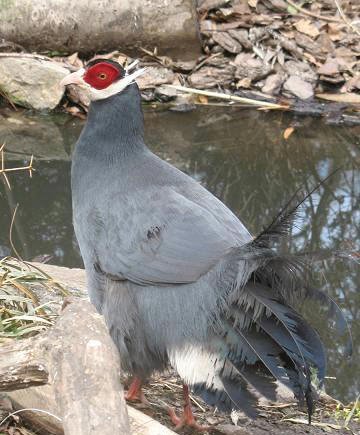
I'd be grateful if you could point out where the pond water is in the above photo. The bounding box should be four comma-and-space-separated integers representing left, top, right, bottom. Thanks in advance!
0, 106, 359, 403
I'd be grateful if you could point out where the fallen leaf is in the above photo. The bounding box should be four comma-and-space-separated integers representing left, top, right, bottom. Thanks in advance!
283, 126, 295, 139
295, 19, 320, 38
197, 94, 209, 104
327, 23, 344, 42
66, 52, 83, 68
236, 77, 252, 88
248, 0, 258, 8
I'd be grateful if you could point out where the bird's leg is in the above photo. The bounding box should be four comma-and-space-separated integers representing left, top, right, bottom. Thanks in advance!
125, 376, 150, 406
168, 385, 211, 432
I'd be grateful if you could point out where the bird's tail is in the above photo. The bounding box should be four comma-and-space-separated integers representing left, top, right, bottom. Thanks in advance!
187, 179, 353, 422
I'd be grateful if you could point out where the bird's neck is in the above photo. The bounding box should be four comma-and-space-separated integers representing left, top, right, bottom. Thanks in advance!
76, 84, 146, 161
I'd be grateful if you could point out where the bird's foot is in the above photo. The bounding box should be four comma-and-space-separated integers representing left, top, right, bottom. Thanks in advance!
168, 405, 211, 432
125, 376, 150, 407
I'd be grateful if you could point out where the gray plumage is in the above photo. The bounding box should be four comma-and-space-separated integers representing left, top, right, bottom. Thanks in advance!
72, 80, 350, 419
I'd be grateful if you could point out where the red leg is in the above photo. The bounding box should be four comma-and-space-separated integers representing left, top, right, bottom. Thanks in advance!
125, 376, 150, 406
168, 385, 211, 432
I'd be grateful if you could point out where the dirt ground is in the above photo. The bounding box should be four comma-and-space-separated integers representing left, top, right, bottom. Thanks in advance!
128, 372, 360, 435
1, 371, 359, 435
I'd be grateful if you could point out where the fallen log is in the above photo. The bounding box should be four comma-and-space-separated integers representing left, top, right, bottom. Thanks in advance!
1, 262, 177, 435
0, 0, 200, 59
2, 299, 131, 435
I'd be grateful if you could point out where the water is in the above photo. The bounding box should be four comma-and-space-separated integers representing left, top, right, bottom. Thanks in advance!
0, 106, 359, 403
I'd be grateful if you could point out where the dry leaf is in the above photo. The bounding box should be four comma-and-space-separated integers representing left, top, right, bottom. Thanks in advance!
66, 52, 83, 69
197, 94, 209, 104
248, 0, 258, 8
283, 127, 295, 140
295, 19, 320, 38
327, 23, 344, 42
237, 77, 252, 88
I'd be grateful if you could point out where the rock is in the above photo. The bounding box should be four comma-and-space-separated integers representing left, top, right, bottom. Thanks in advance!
341, 74, 360, 93
67, 84, 91, 110
206, 54, 230, 68
172, 60, 197, 72
228, 29, 252, 50
262, 73, 285, 95
136, 67, 176, 90
212, 32, 242, 54
170, 94, 196, 112
295, 32, 319, 53
284, 60, 318, 84
318, 57, 340, 76
198, 0, 230, 11
234, 53, 272, 81
267, 0, 288, 11
0, 56, 68, 110
189, 65, 235, 88
0, 110, 80, 160
154, 85, 178, 102
316, 33, 336, 55
284, 75, 314, 100
215, 424, 250, 435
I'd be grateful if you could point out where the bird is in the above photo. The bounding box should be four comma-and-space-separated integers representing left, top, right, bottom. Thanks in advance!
61, 59, 351, 430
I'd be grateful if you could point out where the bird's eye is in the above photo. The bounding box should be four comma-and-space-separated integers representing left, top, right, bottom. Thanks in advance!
98, 72, 107, 80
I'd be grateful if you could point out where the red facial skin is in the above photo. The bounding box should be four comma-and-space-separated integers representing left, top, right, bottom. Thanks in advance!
83, 62, 122, 90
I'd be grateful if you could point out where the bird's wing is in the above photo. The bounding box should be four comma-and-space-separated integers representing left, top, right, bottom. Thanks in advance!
96, 187, 238, 285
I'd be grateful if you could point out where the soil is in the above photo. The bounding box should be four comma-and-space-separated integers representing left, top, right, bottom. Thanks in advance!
129, 372, 360, 435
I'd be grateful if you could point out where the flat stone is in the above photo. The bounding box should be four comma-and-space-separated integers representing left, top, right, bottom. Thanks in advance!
284, 60, 318, 83
216, 424, 250, 435
234, 53, 272, 82
262, 73, 285, 95
189, 65, 235, 88
136, 67, 175, 90
0, 56, 68, 110
284, 75, 314, 100
154, 85, 178, 102
228, 29, 252, 50
213, 31, 242, 54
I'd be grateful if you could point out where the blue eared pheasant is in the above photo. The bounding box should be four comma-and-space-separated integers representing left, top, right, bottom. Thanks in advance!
61, 60, 350, 430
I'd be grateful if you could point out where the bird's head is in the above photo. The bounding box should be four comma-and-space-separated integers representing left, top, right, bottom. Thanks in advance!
60, 59, 145, 101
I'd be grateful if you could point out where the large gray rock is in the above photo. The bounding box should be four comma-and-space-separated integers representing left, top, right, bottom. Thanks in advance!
0, 110, 82, 160
0, 56, 69, 110
283, 75, 314, 100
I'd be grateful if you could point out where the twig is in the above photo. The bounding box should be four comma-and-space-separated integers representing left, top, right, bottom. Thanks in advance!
334, 0, 360, 36
0, 52, 53, 61
191, 52, 222, 73
168, 85, 289, 110
285, 0, 341, 23
0, 408, 62, 427
9, 204, 23, 261
0, 143, 35, 189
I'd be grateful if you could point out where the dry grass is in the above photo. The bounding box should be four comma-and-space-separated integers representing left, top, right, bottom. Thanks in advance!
0, 257, 66, 339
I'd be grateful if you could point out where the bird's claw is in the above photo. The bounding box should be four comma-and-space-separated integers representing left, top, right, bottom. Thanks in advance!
167, 406, 211, 432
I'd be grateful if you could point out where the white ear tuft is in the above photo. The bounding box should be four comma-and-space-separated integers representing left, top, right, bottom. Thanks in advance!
90, 66, 147, 101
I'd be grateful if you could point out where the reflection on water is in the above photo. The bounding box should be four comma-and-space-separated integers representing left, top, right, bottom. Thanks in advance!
0, 107, 359, 402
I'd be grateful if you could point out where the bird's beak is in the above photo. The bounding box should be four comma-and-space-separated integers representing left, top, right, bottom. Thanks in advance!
60, 68, 86, 87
